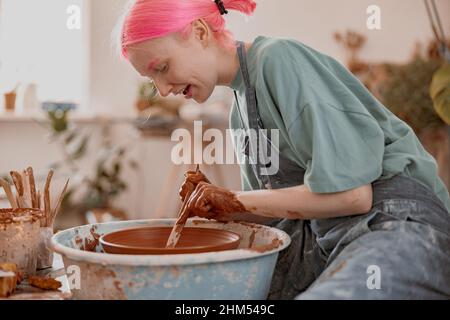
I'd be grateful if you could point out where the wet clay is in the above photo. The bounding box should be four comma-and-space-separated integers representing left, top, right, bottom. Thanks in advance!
248, 230, 257, 248
247, 207, 305, 220
191, 219, 284, 253
0, 208, 42, 230
166, 166, 206, 248
28, 276, 62, 290
169, 168, 249, 247
101, 227, 241, 255
191, 219, 227, 226
179, 170, 210, 202
83, 227, 101, 252
74, 227, 101, 252
185, 182, 249, 221
249, 238, 283, 253
286, 210, 305, 219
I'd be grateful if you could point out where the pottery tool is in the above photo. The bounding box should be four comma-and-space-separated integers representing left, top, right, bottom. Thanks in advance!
165, 164, 199, 248
43, 170, 54, 226
10, 171, 24, 208
8, 168, 67, 228
20, 170, 32, 208
0, 178, 18, 209
49, 178, 69, 226
26, 167, 38, 209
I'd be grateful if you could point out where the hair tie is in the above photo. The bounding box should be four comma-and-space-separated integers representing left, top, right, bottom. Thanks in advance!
214, 0, 228, 15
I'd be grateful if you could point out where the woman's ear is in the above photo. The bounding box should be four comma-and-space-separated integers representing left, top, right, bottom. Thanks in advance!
191, 19, 211, 47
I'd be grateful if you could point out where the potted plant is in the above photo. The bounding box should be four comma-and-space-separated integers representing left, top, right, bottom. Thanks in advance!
81, 143, 138, 223
38, 108, 137, 228
135, 81, 183, 117
377, 56, 445, 135
136, 81, 159, 112
334, 30, 368, 74
34, 106, 89, 229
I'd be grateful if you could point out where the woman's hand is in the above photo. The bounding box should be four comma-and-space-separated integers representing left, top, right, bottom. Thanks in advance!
184, 182, 249, 221
179, 169, 210, 202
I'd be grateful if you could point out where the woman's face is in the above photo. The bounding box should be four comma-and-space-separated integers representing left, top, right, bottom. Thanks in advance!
126, 27, 218, 104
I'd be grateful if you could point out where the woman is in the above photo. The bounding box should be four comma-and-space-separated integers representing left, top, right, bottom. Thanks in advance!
117, 0, 450, 299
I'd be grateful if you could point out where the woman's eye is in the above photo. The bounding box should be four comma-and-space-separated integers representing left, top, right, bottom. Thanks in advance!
159, 64, 168, 73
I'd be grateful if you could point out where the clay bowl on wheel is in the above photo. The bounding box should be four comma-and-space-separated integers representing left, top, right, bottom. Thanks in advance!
100, 226, 241, 255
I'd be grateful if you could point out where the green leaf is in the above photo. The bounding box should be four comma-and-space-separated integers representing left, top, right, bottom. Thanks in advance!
71, 136, 89, 160
64, 130, 78, 145
430, 64, 450, 98
377, 58, 445, 134
47, 110, 69, 133
430, 64, 450, 124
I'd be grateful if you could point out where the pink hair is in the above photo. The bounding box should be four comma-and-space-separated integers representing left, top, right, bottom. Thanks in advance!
119, 0, 256, 58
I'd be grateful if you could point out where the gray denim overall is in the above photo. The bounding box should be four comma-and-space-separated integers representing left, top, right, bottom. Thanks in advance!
233, 41, 450, 299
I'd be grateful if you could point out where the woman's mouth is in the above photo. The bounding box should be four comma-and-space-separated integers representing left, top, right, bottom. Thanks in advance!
183, 84, 193, 99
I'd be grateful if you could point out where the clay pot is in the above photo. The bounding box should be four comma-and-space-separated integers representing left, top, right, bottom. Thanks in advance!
100, 226, 241, 255
0, 209, 43, 276
4, 92, 17, 111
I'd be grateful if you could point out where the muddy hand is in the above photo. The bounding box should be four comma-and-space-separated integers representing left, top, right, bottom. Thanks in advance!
184, 182, 248, 221
179, 169, 210, 202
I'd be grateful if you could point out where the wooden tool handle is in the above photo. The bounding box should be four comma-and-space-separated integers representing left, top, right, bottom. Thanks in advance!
165, 164, 200, 248
27, 167, 38, 209
10, 171, 24, 208
43, 170, 54, 226
0, 178, 18, 209
50, 178, 69, 226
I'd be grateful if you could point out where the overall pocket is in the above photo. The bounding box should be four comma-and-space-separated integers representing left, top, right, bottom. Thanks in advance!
379, 198, 450, 237
381, 199, 419, 221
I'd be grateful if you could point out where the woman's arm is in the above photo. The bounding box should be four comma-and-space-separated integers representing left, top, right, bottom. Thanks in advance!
184, 181, 373, 222
236, 183, 373, 220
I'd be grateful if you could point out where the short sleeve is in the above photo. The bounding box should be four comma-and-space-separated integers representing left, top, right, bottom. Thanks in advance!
253, 39, 385, 193
289, 102, 384, 193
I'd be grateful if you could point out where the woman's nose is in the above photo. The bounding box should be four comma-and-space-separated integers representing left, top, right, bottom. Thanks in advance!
154, 80, 172, 97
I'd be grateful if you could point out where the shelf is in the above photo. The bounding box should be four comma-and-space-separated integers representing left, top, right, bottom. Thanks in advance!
0, 111, 136, 124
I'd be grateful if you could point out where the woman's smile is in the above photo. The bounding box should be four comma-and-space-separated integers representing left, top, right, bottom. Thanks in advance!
183, 84, 193, 99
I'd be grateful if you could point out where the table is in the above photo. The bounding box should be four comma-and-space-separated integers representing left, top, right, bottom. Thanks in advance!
1, 254, 71, 300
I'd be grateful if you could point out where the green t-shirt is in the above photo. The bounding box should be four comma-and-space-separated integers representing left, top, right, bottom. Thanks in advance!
229, 36, 450, 212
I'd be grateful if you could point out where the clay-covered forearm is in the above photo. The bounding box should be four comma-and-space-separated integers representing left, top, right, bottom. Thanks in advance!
219, 211, 281, 224
235, 184, 373, 220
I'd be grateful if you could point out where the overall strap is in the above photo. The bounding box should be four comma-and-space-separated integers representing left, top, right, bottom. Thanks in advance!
236, 41, 264, 130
